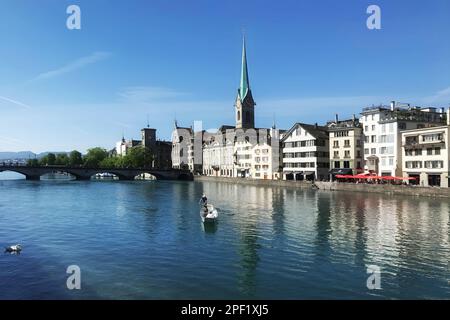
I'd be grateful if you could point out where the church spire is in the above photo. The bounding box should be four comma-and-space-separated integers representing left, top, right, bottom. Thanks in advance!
239, 36, 250, 101
235, 35, 255, 129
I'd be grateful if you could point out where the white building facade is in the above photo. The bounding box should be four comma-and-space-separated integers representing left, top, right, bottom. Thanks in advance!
360, 102, 445, 176
402, 121, 450, 187
171, 124, 194, 171
281, 123, 329, 181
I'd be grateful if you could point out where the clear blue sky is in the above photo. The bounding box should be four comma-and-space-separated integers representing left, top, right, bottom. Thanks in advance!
1, 0, 449, 153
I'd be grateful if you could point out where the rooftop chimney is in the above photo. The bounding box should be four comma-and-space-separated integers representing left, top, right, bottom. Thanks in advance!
390, 101, 396, 111
335, 114, 339, 123
352, 114, 356, 122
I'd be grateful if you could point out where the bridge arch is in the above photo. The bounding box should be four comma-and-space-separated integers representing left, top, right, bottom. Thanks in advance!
134, 172, 159, 180
0, 170, 27, 180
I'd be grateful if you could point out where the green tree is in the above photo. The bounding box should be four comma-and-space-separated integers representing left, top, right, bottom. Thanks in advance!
122, 146, 154, 168
55, 153, 69, 166
27, 158, 39, 167
69, 150, 83, 166
39, 155, 48, 166
99, 156, 119, 168
83, 147, 109, 168
47, 153, 56, 165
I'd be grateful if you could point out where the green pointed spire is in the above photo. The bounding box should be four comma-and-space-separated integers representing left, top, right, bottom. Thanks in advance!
239, 36, 250, 101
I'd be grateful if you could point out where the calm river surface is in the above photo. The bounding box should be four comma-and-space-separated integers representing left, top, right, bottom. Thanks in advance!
0, 172, 449, 299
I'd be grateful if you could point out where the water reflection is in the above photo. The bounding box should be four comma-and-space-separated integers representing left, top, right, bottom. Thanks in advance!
1, 179, 449, 299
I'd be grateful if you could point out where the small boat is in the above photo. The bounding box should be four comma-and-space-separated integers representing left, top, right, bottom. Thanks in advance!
5, 244, 22, 254
200, 204, 218, 223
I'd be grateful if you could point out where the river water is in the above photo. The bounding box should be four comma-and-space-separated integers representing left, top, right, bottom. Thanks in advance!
0, 172, 449, 299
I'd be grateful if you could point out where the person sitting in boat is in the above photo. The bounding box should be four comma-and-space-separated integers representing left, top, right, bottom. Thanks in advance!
203, 206, 209, 217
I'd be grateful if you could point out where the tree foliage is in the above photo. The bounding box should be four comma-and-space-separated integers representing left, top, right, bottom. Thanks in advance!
69, 150, 83, 166
83, 148, 109, 168
32, 146, 155, 169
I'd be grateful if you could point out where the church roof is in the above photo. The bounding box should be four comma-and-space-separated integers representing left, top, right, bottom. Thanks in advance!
239, 36, 251, 101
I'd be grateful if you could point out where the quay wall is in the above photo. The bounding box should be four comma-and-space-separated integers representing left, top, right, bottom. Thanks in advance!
315, 181, 450, 198
193, 176, 313, 189
194, 176, 450, 198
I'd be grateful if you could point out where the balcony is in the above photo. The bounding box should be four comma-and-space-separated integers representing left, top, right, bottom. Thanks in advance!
403, 139, 445, 148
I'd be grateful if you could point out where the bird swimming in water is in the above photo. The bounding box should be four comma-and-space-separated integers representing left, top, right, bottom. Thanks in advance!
5, 244, 22, 254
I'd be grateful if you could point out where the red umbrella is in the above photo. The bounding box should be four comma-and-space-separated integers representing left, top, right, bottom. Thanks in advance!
394, 176, 417, 180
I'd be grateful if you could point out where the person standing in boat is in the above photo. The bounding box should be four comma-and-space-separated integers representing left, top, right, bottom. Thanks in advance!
199, 194, 209, 216
199, 194, 208, 206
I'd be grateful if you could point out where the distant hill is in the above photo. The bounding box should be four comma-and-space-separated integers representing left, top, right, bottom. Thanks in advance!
0, 151, 36, 160
0, 151, 68, 160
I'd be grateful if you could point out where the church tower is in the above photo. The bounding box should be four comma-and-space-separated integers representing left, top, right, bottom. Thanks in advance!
235, 36, 255, 129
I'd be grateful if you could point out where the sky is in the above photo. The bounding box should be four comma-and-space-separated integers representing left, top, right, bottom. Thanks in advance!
0, 0, 450, 153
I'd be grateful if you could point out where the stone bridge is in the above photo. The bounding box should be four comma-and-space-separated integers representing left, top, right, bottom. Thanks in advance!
0, 165, 193, 181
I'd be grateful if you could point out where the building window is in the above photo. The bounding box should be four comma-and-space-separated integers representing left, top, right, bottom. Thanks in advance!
389, 157, 394, 166
427, 148, 433, 155
398, 122, 406, 130
343, 161, 350, 168
425, 161, 443, 169
365, 126, 369, 132
237, 111, 240, 121
415, 149, 422, 156
423, 133, 443, 142
364, 148, 369, 155
344, 151, 350, 158
371, 125, 375, 131
371, 135, 376, 143
333, 141, 339, 148
389, 123, 394, 132
406, 161, 422, 169
371, 148, 376, 154
357, 150, 361, 158
435, 147, 441, 155
334, 151, 339, 158
334, 161, 340, 168
344, 140, 350, 147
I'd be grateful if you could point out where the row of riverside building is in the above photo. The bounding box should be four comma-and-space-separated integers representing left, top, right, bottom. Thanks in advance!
171, 38, 450, 187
